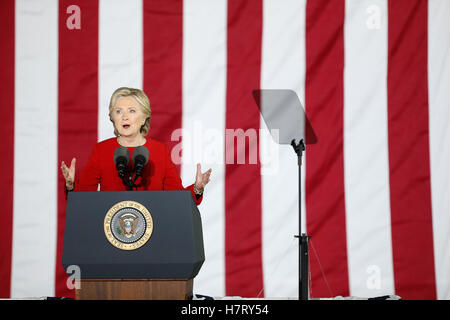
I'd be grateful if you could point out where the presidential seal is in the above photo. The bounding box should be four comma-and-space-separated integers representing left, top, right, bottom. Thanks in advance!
104, 201, 153, 250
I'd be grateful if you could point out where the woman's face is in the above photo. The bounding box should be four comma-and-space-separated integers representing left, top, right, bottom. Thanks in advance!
111, 96, 146, 138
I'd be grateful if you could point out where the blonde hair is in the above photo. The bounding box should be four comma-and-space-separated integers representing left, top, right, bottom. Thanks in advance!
108, 87, 151, 137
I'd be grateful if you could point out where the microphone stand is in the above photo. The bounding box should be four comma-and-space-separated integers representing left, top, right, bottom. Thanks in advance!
121, 168, 145, 191
118, 168, 135, 191
291, 138, 310, 301
125, 174, 134, 191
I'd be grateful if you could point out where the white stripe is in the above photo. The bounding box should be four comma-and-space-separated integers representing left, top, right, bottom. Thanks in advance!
98, 0, 143, 142
181, 0, 227, 297
260, 0, 307, 298
343, 0, 395, 297
428, 0, 450, 300
11, 0, 58, 298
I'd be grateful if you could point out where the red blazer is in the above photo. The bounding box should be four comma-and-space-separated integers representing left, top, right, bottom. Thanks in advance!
72, 137, 202, 205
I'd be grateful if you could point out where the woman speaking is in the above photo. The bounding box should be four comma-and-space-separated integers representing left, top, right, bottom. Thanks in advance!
60, 87, 211, 205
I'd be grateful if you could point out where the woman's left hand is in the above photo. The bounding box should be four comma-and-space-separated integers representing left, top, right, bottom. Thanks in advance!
194, 163, 212, 194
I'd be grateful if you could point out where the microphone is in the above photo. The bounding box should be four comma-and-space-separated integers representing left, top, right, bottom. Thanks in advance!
132, 146, 149, 178
114, 146, 130, 178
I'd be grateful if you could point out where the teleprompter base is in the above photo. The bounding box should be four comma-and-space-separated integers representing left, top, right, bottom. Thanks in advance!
75, 278, 193, 300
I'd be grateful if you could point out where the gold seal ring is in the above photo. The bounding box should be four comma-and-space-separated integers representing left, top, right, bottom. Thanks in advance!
104, 200, 153, 250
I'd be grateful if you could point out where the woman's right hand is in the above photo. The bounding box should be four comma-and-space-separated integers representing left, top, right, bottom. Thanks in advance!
61, 158, 76, 191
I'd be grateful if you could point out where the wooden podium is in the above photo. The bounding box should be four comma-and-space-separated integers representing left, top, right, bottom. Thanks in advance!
75, 279, 193, 300
62, 191, 205, 300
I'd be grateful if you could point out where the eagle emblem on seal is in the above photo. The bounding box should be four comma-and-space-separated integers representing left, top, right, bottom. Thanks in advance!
104, 201, 153, 250
117, 213, 139, 238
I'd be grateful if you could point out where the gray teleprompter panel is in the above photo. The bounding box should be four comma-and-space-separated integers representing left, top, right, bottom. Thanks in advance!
252, 89, 317, 145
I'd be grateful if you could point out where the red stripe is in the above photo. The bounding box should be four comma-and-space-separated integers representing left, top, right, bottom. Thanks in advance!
0, 0, 15, 298
387, 0, 436, 300
57, 0, 99, 298
225, 0, 264, 297
143, 0, 183, 172
305, 0, 349, 298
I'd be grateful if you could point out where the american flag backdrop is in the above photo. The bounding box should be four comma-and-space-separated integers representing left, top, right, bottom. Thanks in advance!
0, 0, 449, 300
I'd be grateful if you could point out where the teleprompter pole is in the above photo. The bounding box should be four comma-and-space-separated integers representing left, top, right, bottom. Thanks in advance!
291, 139, 310, 301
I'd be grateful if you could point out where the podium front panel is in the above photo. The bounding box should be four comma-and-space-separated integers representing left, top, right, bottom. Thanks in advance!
62, 190, 205, 279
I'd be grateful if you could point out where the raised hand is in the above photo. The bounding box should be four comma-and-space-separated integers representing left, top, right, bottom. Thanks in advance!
61, 158, 76, 191
194, 163, 212, 194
